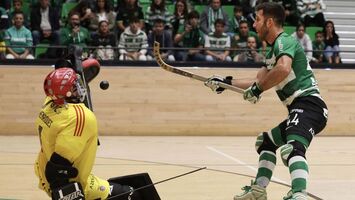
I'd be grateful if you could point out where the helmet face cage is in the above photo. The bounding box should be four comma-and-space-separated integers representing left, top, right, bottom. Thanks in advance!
75, 74, 87, 103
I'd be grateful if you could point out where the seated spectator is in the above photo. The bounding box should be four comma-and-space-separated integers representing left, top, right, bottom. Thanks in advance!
239, 0, 256, 17
229, 5, 246, 35
60, 11, 91, 48
91, 20, 116, 60
147, 19, 175, 61
4, 11, 34, 59
0, 31, 5, 59
116, 0, 144, 39
204, 19, 231, 62
235, 35, 264, 62
31, 0, 60, 58
89, 0, 116, 32
297, 0, 326, 27
118, 17, 148, 61
323, 20, 340, 64
312, 30, 325, 63
200, 0, 229, 35
274, 0, 300, 26
291, 23, 313, 61
171, 0, 188, 38
145, 0, 173, 33
70, 0, 94, 29
0, 6, 9, 59
230, 20, 260, 59
174, 10, 205, 61
0, 6, 10, 30
8, 0, 30, 28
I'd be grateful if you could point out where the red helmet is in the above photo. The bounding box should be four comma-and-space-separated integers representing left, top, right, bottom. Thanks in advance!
44, 68, 82, 105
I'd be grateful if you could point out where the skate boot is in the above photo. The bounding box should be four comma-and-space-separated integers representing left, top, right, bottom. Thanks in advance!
283, 190, 307, 200
233, 180, 267, 200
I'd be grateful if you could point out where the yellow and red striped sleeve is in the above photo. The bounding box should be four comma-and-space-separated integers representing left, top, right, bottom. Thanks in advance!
73, 105, 85, 137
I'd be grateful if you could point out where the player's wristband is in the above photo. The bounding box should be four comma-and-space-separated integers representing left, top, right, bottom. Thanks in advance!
224, 76, 233, 85
251, 82, 263, 97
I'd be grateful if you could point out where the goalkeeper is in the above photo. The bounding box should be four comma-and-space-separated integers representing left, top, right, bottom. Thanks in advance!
34, 61, 142, 200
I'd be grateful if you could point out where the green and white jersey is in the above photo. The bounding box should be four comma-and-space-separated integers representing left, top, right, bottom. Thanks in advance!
118, 27, 148, 54
4, 26, 33, 54
204, 32, 230, 53
265, 32, 321, 106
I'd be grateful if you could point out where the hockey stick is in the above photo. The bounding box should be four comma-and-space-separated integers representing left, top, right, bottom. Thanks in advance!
107, 167, 206, 199
153, 41, 244, 94
68, 45, 93, 111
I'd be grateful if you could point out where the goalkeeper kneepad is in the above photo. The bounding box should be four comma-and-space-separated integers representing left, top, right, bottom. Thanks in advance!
45, 152, 78, 190
280, 141, 306, 166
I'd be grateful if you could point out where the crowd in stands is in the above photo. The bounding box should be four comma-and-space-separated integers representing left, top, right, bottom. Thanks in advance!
0, 0, 341, 64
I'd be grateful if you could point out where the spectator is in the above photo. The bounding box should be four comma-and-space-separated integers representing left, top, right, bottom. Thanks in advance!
0, 6, 10, 30
91, 20, 116, 60
291, 23, 313, 61
145, 0, 173, 33
0, 31, 5, 60
312, 30, 325, 63
200, 0, 229, 35
8, 0, 30, 28
60, 11, 91, 48
174, 10, 205, 61
323, 20, 340, 64
89, 0, 116, 32
239, 0, 256, 17
229, 5, 246, 35
204, 18, 231, 62
147, 19, 175, 61
297, 0, 326, 27
118, 17, 148, 61
70, 0, 94, 29
275, 0, 300, 26
230, 20, 260, 59
171, 0, 188, 38
0, 6, 9, 59
4, 11, 34, 59
31, 0, 60, 58
0, 1, 10, 60
116, 0, 144, 39
235, 35, 264, 62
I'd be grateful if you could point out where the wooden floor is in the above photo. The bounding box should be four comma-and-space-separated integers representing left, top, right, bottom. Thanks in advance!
0, 136, 354, 200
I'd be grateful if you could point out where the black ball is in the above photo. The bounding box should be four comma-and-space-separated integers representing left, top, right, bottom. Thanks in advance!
100, 80, 109, 90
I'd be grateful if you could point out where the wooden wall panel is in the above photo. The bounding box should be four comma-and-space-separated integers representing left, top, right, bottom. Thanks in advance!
0, 66, 354, 136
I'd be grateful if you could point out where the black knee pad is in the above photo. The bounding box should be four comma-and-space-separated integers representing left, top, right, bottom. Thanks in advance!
280, 141, 306, 166
289, 141, 306, 159
255, 132, 278, 154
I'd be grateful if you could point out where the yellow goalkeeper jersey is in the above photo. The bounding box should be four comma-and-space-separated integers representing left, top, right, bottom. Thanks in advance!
34, 97, 109, 199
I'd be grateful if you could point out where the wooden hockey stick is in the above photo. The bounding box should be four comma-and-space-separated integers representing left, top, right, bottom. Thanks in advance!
153, 41, 244, 94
